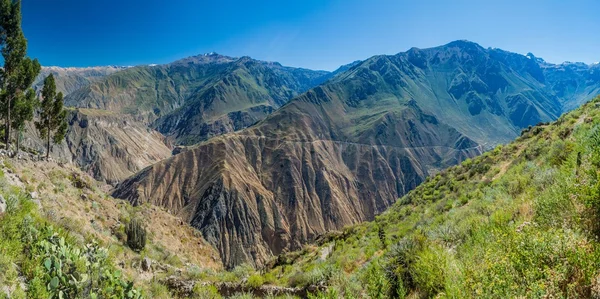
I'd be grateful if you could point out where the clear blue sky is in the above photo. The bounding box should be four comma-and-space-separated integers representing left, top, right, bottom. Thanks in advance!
21, 0, 600, 71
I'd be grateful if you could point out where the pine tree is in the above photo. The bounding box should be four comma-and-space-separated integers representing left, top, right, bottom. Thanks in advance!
36, 74, 67, 161
0, 0, 40, 150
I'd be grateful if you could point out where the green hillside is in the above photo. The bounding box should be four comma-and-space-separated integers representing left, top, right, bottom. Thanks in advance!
64, 54, 331, 144
237, 96, 600, 298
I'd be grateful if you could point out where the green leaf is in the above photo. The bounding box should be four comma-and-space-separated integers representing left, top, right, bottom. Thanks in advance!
44, 258, 52, 271
49, 276, 59, 289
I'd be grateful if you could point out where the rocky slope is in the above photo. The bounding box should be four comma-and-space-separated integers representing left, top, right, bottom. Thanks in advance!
116, 41, 600, 268
33, 66, 126, 96
21, 108, 171, 184
64, 53, 331, 144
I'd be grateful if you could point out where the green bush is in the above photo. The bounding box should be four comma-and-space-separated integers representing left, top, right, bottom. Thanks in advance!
192, 284, 221, 299
547, 140, 571, 166
361, 260, 388, 299
246, 274, 264, 288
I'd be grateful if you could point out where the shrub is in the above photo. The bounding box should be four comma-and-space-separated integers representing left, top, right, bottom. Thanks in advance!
69, 172, 91, 189
547, 140, 571, 166
410, 246, 447, 296
192, 284, 221, 299
126, 219, 147, 252
382, 237, 420, 297
246, 274, 264, 288
361, 259, 389, 299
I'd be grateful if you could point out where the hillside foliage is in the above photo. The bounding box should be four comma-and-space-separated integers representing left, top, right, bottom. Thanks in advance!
0, 171, 142, 298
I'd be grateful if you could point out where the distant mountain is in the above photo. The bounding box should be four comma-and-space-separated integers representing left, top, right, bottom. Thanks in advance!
540, 58, 600, 111
64, 53, 331, 144
33, 66, 127, 96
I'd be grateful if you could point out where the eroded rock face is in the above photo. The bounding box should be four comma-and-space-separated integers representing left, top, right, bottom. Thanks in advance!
22, 109, 172, 184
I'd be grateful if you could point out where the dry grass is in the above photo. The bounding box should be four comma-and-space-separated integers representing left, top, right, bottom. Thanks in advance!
10, 158, 222, 284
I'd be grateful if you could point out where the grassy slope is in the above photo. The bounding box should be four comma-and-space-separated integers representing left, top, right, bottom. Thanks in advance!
238, 96, 600, 298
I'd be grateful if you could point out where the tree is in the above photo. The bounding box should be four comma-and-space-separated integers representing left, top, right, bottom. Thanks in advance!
35, 74, 67, 161
12, 88, 37, 152
0, 0, 40, 150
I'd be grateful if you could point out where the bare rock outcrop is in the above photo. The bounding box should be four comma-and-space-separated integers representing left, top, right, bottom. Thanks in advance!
22, 108, 172, 184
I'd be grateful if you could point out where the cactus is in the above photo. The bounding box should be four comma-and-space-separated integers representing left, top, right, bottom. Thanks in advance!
126, 219, 147, 252
378, 224, 387, 249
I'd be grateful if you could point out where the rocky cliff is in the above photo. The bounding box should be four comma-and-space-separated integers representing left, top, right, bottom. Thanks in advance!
22, 108, 171, 184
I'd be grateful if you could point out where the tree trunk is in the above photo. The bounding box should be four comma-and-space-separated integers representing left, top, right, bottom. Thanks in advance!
46, 128, 50, 161
15, 129, 20, 153
5, 96, 11, 150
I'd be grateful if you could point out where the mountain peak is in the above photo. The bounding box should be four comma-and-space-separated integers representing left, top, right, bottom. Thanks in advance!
171, 53, 237, 66
445, 39, 484, 49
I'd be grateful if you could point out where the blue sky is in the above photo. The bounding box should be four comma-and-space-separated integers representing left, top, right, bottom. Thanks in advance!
21, 0, 600, 71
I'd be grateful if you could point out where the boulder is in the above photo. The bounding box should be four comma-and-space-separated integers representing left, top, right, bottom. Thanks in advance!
141, 257, 152, 272
0, 195, 6, 214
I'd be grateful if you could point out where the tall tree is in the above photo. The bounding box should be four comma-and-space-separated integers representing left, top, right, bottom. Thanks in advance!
13, 88, 37, 152
36, 74, 67, 161
0, 0, 40, 150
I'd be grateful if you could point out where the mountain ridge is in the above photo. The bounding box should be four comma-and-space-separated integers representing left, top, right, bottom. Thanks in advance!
63, 54, 332, 144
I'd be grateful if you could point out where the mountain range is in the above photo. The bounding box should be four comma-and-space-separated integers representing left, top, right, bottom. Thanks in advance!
63, 53, 332, 145
22, 40, 600, 268
109, 41, 600, 267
